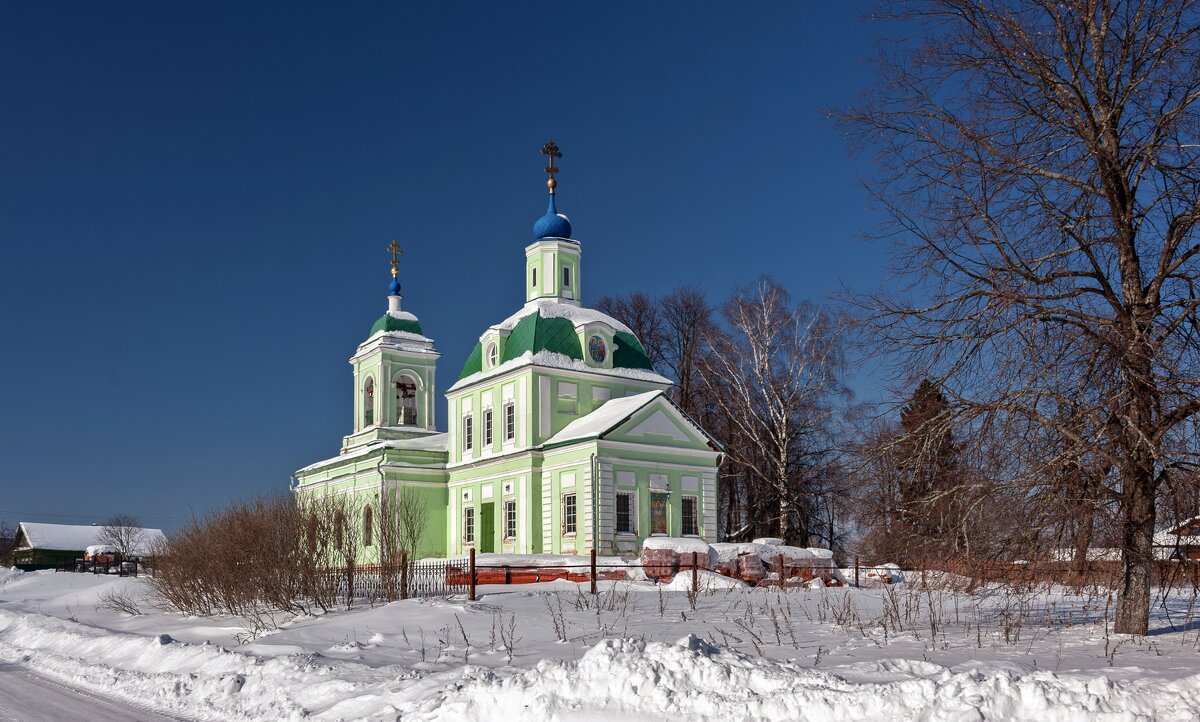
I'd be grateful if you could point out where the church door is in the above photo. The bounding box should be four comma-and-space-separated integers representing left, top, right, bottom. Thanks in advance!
480, 502, 495, 553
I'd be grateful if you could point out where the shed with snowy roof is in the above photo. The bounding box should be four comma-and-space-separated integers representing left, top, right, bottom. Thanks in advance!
293, 143, 722, 560
11, 522, 166, 570
1154, 516, 1200, 561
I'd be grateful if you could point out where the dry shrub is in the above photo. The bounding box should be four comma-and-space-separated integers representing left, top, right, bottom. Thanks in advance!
148, 494, 334, 637
97, 586, 144, 616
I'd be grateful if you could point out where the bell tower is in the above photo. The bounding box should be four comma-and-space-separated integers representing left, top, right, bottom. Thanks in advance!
343, 240, 441, 452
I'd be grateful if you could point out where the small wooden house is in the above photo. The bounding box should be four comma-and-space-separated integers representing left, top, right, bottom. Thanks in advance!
11, 522, 165, 570
1154, 516, 1200, 561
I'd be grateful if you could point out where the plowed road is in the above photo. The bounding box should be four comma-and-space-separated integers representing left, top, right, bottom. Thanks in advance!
0, 664, 186, 721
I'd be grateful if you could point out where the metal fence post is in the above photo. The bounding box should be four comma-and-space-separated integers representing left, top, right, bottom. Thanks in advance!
854, 555, 860, 587
469, 547, 477, 601
692, 552, 699, 595
401, 551, 409, 601
778, 554, 786, 590
590, 548, 597, 595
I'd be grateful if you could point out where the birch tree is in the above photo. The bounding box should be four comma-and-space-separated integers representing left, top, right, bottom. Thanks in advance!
702, 279, 845, 544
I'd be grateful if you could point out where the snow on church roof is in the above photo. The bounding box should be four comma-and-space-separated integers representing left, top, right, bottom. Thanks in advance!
493, 299, 634, 335
448, 349, 671, 392
296, 432, 449, 474
16, 522, 166, 554
543, 391, 664, 447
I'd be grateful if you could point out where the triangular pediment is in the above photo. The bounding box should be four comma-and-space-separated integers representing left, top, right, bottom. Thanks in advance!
624, 408, 690, 441
603, 396, 717, 451
541, 391, 721, 452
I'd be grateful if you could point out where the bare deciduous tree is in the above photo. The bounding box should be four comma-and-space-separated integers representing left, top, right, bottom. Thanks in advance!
98, 514, 145, 557
843, 0, 1200, 633
0, 521, 15, 567
596, 291, 666, 369
703, 278, 846, 545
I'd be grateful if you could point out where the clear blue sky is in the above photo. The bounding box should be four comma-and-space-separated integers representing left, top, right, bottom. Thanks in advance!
0, 2, 891, 530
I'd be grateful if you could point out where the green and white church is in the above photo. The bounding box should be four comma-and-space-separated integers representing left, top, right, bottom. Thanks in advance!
294, 143, 722, 560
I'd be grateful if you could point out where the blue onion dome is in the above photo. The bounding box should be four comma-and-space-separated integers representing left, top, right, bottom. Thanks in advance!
532, 194, 572, 240
388, 276, 402, 296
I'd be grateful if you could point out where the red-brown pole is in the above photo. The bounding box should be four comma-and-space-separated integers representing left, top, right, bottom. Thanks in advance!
590, 548, 597, 595
779, 554, 786, 589
692, 552, 699, 595
401, 551, 409, 601
469, 547, 477, 601
854, 555, 860, 587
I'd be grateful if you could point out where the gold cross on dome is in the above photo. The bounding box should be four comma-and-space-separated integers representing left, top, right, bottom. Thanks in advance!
387, 239, 403, 277
541, 140, 562, 192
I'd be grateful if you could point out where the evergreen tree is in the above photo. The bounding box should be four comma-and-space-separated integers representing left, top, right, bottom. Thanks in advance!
896, 379, 963, 559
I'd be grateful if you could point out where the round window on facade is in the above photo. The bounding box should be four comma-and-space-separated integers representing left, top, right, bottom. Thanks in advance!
588, 335, 607, 364
487, 342, 498, 368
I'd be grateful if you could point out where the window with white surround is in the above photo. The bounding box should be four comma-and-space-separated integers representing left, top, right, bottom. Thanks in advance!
462, 415, 473, 454
463, 506, 475, 543
486, 342, 498, 368
682, 496, 699, 536
562, 266, 571, 291
557, 382, 577, 414
616, 492, 635, 534
483, 408, 493, 448
504, 499, 517, 540
363, 505, 373, 547
503, 402, 515, 441
531, 267, 537, 287
396, 376, 417, 426
562, 493, 577, 535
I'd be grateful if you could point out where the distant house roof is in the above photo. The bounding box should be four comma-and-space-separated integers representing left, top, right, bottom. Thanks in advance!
15, 522, 166, 555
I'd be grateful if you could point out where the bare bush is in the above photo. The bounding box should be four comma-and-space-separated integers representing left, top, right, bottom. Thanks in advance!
97, 587, 144, 616
147, 495, 318, 637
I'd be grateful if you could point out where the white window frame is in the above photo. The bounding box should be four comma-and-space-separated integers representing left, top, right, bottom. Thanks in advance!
486, 342, 498, 368
483, 408, 493, 448
682, 496, 699, 536
531, 267, 537, 288
615, 492, 636, 535
504, 499, 517, 541
462, 414, 473, 454
462, 505, 475, 544
503, 401, 516, 442
562, 493, 577, 536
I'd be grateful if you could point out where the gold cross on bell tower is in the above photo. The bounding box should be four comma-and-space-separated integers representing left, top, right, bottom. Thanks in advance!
387, 239, 402, 278
541, 140, 562, 194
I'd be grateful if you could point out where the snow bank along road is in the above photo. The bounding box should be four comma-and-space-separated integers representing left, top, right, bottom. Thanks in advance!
0, 663, 184, 721
3, 567, 1200, 720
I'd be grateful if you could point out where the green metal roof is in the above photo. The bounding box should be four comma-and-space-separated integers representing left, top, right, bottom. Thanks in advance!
456, 310, 660, 382
613, 331, 655, 370
370, 313, 424, 337
501, 313, 582, 363
458, 341, 483, 379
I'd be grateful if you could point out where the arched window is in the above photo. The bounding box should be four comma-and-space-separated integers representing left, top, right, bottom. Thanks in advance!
362, 505, 373, 547
396, 376, 418, 426
363, 377, 375, 427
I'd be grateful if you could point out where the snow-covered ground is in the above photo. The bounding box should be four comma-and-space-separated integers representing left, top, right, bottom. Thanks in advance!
2, 566, 1200, 720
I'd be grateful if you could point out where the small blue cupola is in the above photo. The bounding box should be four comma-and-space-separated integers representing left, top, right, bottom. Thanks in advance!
388, 275, 402, 296
532, 193, 573, 240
